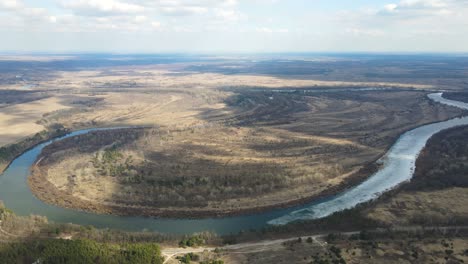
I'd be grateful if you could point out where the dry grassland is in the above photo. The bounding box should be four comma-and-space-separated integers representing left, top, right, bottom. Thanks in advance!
0, 97, 70, 147
0, 60, 462, 217
30, 88, 464, 217
221, 235, 468, 264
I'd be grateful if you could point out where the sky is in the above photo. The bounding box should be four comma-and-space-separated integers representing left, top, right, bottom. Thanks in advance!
0, 0, 467, 53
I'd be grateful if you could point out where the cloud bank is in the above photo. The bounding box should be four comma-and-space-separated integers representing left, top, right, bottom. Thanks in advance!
0, 0, 467, 52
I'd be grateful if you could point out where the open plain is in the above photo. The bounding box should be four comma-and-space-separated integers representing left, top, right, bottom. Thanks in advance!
0, 54, 468, 263
0, 54, 462, 217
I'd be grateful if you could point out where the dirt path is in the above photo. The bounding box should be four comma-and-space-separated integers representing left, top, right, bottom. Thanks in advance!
160, 232, 354, 263
162, 247, 216, 264
161, 226, 468, 263
0, 220, 21, 243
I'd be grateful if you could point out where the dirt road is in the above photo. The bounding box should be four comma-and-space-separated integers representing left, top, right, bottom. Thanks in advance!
161, 226, 468, 263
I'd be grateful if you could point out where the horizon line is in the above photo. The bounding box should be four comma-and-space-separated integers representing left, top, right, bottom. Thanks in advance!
1, 51, 468, 56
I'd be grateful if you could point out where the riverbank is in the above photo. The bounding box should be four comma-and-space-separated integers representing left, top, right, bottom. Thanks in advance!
25, 90, 465, 220
0, 125, 69, 174
269, 93, 468, 225
226, 123, 468, 244
0, 92, 466, 235
0, 120, 158, 174
26, 92, 467, 219
365, 124, 468, 226
28, 161, 379, 219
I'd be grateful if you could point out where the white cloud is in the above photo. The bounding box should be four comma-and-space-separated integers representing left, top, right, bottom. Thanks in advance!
214, 8, 246, 22
134, 15, 148, 23
151, 21, 161, 28
159, 6, 207, 16
60, 0, 146, 16
3, 0, 246, 34
0, 0, 55, 25
399, 0, 447, 9
383, 4, 398, 13
1, 0, 467, 52
345, 28, 385, 37
378, 0, 452, 16
0, 0, 22, 9
256, 27, 288, 33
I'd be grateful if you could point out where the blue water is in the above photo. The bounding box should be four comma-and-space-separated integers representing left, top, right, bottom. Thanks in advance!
270, 93, 468, 224
0, 93, 466, 234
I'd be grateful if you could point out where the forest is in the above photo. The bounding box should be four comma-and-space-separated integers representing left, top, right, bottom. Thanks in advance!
0, 124, 69, 172
0, 239, 164, 264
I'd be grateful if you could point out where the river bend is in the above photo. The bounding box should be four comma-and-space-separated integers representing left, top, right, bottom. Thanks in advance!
0, 93, 466, 234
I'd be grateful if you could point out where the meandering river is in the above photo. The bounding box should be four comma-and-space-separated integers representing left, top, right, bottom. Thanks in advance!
0, 93, 467, 234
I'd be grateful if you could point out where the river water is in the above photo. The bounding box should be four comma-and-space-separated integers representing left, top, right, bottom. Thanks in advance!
0, 93, 467, 234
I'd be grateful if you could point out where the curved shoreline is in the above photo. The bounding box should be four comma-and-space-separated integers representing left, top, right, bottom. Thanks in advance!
1, 92, 467, 234
0, 124, 152, 175
25, 94, 466, 219
28, 160, 379, 219
269, 93, 468, 225
0, 129, 70, 175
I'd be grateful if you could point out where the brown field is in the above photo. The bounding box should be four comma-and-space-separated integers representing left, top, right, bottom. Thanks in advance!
3, 55, 468, 263
0, 96, 70, 147
229, 125, 468, 239
1, 65, 432, 91
201, 125, 468, 263
0, 56, 446, 146
0, 55, 464, 218
29, 89, 463, 217
218, 232, 468, 264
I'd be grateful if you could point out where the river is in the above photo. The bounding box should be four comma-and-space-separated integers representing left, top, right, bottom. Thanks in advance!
0, 93, 467, 234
